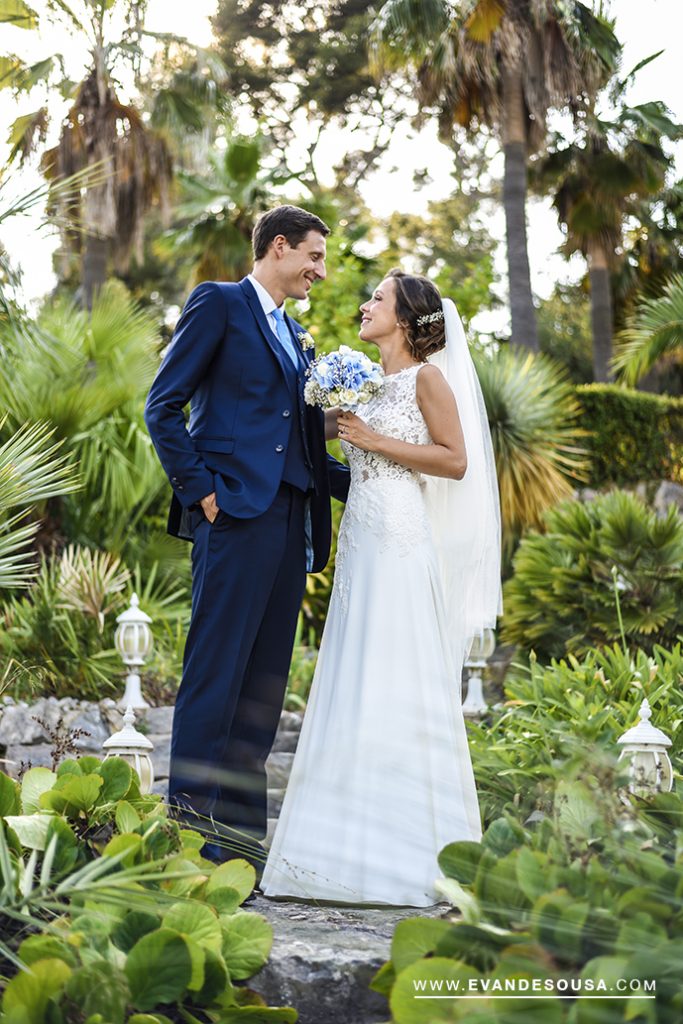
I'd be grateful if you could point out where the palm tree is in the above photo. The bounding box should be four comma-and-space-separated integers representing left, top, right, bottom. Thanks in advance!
533, 88, 682, 381
156, 136, 277, 285
0, 1, 202, 306
612, 274, 683, 385
371, 0, 620, 351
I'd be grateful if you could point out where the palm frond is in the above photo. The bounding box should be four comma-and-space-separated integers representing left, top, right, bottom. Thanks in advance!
612, 274, 683, 384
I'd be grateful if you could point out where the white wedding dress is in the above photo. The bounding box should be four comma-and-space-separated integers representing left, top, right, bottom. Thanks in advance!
260, 365, 482, 906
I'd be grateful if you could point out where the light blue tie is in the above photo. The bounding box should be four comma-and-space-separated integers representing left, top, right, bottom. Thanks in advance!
271, 306, 300, 369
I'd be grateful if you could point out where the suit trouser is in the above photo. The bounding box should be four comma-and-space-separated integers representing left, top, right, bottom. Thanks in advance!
169, 482, 307, 839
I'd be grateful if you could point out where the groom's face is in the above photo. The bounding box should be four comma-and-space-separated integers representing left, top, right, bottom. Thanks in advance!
275, 230, 327, 300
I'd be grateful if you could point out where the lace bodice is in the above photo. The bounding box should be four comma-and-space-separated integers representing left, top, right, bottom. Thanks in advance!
335, 365, 434, 611
340, 365, 431, 484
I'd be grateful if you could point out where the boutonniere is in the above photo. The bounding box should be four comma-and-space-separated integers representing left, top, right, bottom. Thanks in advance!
297, 331, 315, 352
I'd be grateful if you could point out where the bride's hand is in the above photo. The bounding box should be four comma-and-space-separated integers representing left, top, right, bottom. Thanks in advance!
337, 412, 381, 451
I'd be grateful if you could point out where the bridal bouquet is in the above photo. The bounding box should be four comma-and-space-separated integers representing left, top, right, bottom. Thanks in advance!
304, 346, 384, 411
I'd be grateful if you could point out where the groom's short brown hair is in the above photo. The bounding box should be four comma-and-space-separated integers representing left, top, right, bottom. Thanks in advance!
252, 205, 330, 260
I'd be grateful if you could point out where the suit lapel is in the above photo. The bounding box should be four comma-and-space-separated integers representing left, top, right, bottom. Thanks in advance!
240, 277, 289, 379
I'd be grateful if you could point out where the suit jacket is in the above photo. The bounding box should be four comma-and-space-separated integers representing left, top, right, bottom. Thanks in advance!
144, 277, 350, 573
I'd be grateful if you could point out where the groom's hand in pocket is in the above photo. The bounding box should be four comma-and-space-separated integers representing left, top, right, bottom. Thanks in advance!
200, 491, 219, 523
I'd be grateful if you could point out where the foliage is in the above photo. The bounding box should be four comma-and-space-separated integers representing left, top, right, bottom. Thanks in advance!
157, 134, 276, 286
576, 384, 683, 488
0, 549, 187, 702
377, 188, 499, 325
0, 422, 78, 589
0, 280, 173, 564
373, 784, 683, 1023
537, 282, 594, 384
474, 347, 588, 554
613, 273, 683, 386
0, 758, 295, 1019
301, 232, 377, 356
468, 642, 683, 826
501, 491, 683, 660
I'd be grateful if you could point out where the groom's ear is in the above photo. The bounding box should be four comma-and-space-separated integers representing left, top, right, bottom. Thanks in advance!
271, 234, 290, 258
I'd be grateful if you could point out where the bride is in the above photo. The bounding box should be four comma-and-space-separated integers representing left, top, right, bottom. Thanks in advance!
260, 269, 502, 907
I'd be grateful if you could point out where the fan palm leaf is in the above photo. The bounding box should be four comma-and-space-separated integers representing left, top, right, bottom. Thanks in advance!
612, 274, 683, 384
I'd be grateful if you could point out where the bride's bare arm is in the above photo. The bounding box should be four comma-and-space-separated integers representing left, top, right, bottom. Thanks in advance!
336, 365, 467, 480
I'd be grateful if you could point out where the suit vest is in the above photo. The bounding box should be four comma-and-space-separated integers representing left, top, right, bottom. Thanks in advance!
279, 339, 314, 493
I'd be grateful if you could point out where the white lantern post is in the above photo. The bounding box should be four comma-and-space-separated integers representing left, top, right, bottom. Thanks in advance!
115, 593, 153, 709
462, 628, 496, 718
617, 698, 673, 797
103, 705, 155, 794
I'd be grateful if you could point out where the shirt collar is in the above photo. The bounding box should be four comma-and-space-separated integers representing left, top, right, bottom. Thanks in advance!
247, 273, 285, 319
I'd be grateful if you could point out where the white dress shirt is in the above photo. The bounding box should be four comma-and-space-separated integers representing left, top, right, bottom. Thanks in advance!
247, 273, 285, 337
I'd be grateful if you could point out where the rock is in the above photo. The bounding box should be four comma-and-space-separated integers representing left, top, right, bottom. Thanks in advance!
148, 733, 171, 780
143, 706, 175, 734
4, 744, 54, 776
279, 711, 303, 733
249, 897, 449, 1024
654, 480, 683, 517
268, 787, 286, 818
271, 730, 300, 754
63, 705, 109, 752
0, 705, 45, 746
266, 752, 295, 789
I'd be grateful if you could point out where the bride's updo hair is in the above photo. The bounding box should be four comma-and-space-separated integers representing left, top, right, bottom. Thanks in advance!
388, 269, 446, 362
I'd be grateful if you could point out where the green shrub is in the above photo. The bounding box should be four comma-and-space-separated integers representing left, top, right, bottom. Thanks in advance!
468, 643, 683, 826
576, 384, 683, 488
501, 490, 683, 661
0, 759, 294, 1020
0, 549, 187, 702
373, 785, 683, 1023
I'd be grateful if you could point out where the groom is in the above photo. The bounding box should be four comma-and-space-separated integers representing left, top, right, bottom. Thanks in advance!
144, 205, 350, 868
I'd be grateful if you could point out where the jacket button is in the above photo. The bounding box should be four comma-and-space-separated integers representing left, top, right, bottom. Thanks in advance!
282, 409, 291, 418
275, 444, 284, 453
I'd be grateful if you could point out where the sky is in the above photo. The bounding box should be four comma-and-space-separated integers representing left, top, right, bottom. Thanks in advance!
1, 0, 682, 330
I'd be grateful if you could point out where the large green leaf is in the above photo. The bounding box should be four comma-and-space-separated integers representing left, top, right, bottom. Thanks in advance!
390, 918, 454, 974
2, 958, 72, 1023
4, 812, 53, 850
64, 963, 130, 1024
221, 912, 273, 980
0, 0, 38, 29
111, 911, 160, 953
207, 857, 256, 903
162, 901, 222, 951
389, 956, 480, 1024
125, 929, 193, 1010
96, 758, 133, 802
0, 771, 20, 815
20, 767, 56, 813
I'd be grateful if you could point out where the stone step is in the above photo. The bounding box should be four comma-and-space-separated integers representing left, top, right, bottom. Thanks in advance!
249, 895, 447, 1024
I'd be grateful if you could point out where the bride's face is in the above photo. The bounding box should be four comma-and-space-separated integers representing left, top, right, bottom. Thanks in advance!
359, 278, 401, 343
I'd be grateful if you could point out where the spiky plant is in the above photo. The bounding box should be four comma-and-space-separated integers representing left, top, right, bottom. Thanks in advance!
0, 420, 79, 589
474, 347, 588, 553
0, 280, 164, 553
612, 273, 683, 385
501, 490, 683, 660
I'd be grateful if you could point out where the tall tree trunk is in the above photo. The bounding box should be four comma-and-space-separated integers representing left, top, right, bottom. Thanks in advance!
587, 240, 613, 382
82, 233, 108, 309
501, 66, 539, 352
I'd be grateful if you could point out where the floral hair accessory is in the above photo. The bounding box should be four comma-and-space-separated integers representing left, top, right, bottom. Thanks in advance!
297, 331, 316, 351
416, 309, 445, 327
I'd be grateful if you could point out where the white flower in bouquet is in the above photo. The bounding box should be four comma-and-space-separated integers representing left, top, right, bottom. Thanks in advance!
304, 346, 384, 411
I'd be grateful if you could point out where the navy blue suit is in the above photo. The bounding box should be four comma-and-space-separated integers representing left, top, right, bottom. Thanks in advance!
144, 277, 349, 840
